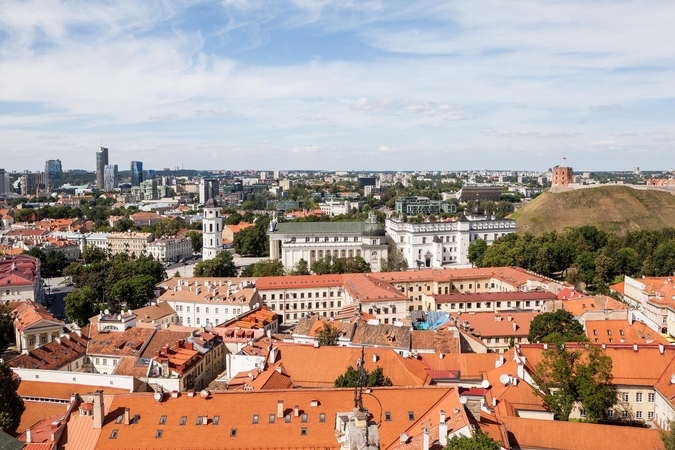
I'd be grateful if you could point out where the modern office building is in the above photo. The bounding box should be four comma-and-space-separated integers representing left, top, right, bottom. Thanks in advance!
95, 146, 108, 189
103, 164, 119, 191
394, 196, 456, 216
44, 159, 62, 191
0, 169, 10, 194
140, 179, 158, 200
143, 169, 156, 180
131, 161, 143, 187
199, 178, 220, 204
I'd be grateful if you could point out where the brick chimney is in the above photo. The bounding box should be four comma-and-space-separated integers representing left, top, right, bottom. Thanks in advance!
124, 407, 130, 425
277, 400, 284, 419
294, 405, 299, 417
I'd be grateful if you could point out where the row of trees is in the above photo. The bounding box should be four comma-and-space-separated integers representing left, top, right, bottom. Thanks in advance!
468, 225, 675, 293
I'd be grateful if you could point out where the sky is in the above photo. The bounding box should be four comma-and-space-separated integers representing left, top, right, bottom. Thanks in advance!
1, 0, 674, 172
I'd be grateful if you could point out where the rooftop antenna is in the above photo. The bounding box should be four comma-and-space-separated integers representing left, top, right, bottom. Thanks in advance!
354, 346, 367, 412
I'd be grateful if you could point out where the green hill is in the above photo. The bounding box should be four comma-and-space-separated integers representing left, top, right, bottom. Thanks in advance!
512, 186, 675, 235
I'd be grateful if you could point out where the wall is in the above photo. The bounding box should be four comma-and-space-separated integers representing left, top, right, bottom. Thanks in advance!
12, 367, 136, 391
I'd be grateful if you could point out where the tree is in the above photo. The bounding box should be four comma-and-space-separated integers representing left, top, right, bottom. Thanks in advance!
289, 258, 310, 276
126, 275, 156, 309
659, 419, 675, 450
184, 230, 203, 253
0, 303, 14, 354
45, 250, 68, 278
233, 218, 270, 257
380, 247, 409, 272
64, 286, 100, 328
113, 217, 134, 232
0, 363, 24, 432
445, 430, 502, 450
534, 344, 617, 422
240, 259, 285, 277
132, 256, 166, 284
193, 251, 237, 277
334, 365, 392, 388
468, 239, 488, 267
527, 310, 586, 343
316, 322, 340, 346
82, 244, 107, 265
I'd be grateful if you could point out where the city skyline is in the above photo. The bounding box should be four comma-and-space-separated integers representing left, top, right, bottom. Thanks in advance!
1, 1, 674, 171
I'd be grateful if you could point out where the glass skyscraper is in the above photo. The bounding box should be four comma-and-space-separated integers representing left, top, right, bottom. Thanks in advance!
131, 161, 143, 187
96, 146, 108, 189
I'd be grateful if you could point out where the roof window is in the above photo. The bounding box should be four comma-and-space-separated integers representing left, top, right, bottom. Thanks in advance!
269, 414, 276, 423
110, 430, 118, 439
408, 411, 415, 421
196, 416, 203, 425
285, 414, 291, 423
155, 430, 163, 438
252, 415, 259, 424
230, 429, 237, 437
115, 415, 123, 424
301, 414, 307, 423
213, 416, 220, 425
319, 413, 325, 423
180, 416, 187, 426
385, 412, 391, 421
301, 427, 307, 436
159, 416, 166, 425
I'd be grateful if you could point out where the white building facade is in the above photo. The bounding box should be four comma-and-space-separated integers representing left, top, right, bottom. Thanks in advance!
386, 205, 516, 268
202, 197, 223, 261
268, 212, 388, 272
146, 237, 193, 262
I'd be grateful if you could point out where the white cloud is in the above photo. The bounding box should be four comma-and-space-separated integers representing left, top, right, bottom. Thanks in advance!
378, 145, 397, 152
589, 104, 624, 113
292, 145, 320, 153
195, 109, 235, 117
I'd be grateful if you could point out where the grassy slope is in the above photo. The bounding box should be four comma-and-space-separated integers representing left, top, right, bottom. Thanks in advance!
512, 186, 675, 235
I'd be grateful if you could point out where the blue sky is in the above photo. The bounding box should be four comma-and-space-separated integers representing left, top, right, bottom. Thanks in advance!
1, 0, 674, 172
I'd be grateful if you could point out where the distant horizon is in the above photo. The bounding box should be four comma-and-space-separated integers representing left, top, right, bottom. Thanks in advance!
1, 1, 674, 170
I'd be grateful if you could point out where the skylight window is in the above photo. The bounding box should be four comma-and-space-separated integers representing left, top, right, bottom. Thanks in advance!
115, 415, 123, 424
180, 416, 187, 426
155, 430, 163, 438
159, 416, 166, 425
110, 430, 118, 439
408, 411, 415, 421
301, 427, 307, 436
213, 416, 220, 425
269, 414, 275, 423
196, 416, 203, 425
285, 414, 291, 423
230, 429, 237, 437
319, 413, 325, 423
252, 415, 259, 424
301, 414, 307, 423
385, 412, 391, 421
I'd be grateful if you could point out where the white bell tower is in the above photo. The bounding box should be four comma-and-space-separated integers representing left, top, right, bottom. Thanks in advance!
202, 197, 223, 261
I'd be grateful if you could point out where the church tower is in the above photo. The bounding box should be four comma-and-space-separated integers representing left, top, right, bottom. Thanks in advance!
202, 197, 223, 261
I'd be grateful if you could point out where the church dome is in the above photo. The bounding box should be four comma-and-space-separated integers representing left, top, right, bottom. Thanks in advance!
363, 221, 386, 237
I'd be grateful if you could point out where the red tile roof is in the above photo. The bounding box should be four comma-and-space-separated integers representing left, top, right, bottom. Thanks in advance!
13, 300, 63, 332
434, 291, 557, 303
585, 319, 669, 345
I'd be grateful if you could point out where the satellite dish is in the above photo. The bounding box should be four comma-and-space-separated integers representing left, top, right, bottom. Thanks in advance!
200, 389, 209, 398
481, 379, 491, 389
154, 392, 162, 402
499, 374, 510, 385
104, 309, 109, 315
460, 396, 467, 404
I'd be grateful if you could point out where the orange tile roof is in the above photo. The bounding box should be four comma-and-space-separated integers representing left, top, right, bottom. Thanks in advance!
13, 300, 63, 332
273, 344, 430, 387
611, 281, 626, 295
244, 363, 296, 391
15, 401, 68, 434
94, 387, 465, 450
8, 329, 88, 370
132, 303, 176, 323
87, 328, 154, 357
112, 357, 151, 378
342, 274, 408, 303
518, 344, 675, 386
255, 274, 344, 289
451, 311, 538, 338
563, 296, 627, 316
586, 319, 669, 345
225, 223, 255, 233
17, 380, 131, 401
499, 415, 664, 450
419, 352, 506, 381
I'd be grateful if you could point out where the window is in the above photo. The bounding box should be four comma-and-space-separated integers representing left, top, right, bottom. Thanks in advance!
636, 411, 643, 419
116, 415, 123, 424
285, 414, 291, 423
608, 410, 614, 418
110, 430, 118, 439
269, 414, 276, 423
649, 412, 655, 420
408, 412, 414, 421
319, 413, 325, 422
385, 412, 391, 421
230, 429, 237, 437
213, 416, 220, 425
593, 330, 598, 336
155, 430, 163, 438
636, 392, 643, 403
159, 416, 166, 425
607, 330, 612, 336
619, 329, 624, 336
180, 416, 187, 426
252, 415, 259, 424
301, 414, 307, 423
622, 392, 629, 403
196, 416, 203, 425
622, 411, 629, 419
580, 409, 586, 417
301, 427, 307, 436
649, 393, 655, 403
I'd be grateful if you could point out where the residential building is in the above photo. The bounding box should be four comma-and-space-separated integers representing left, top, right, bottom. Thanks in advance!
222, 222, 254, 243
202, 197, 223, 261
199, 178, 219, 204
13, 300, 66, 352
103, 164, 118, 191
45, 159, 62, 191
386, 203, 516, 268
130, 161, 143, 187
585, 319, 669, 345
146, 237, 192, 262
268, 211, 388, 272
132, 302, 178, 327
394, 196, 455, 216
156, 278, 261, 327
95, 146, 108, 189
106, 232, 153, 256
140, 179, 158, 200
612, 276, 674, 334
430, 291, 557, 314
129, 212, 163, 228
19, 171, 46, 195
8, 328, 89, 372
0, 255, 43, 303
450, 310, 539, 353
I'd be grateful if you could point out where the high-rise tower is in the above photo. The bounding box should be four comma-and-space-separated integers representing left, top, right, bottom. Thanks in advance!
131, 161, 143, 187
45, 159, 62, 191
96, 147, 108, 189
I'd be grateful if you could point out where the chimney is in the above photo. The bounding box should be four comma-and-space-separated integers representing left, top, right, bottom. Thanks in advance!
513, 322, 517, 331
439, 420, 448, 446
93, 390, 105, 429
660, 344, 665, 354
439, 410, 446, 423
203, 415, 208, 425
294, 405, 299, 417
372, 353, 378, 363
277, 400, 284, 419
124, 407, 131, 425
26, 430, 32, 443
423, 428, 430, 450
633, 344, 638, 352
